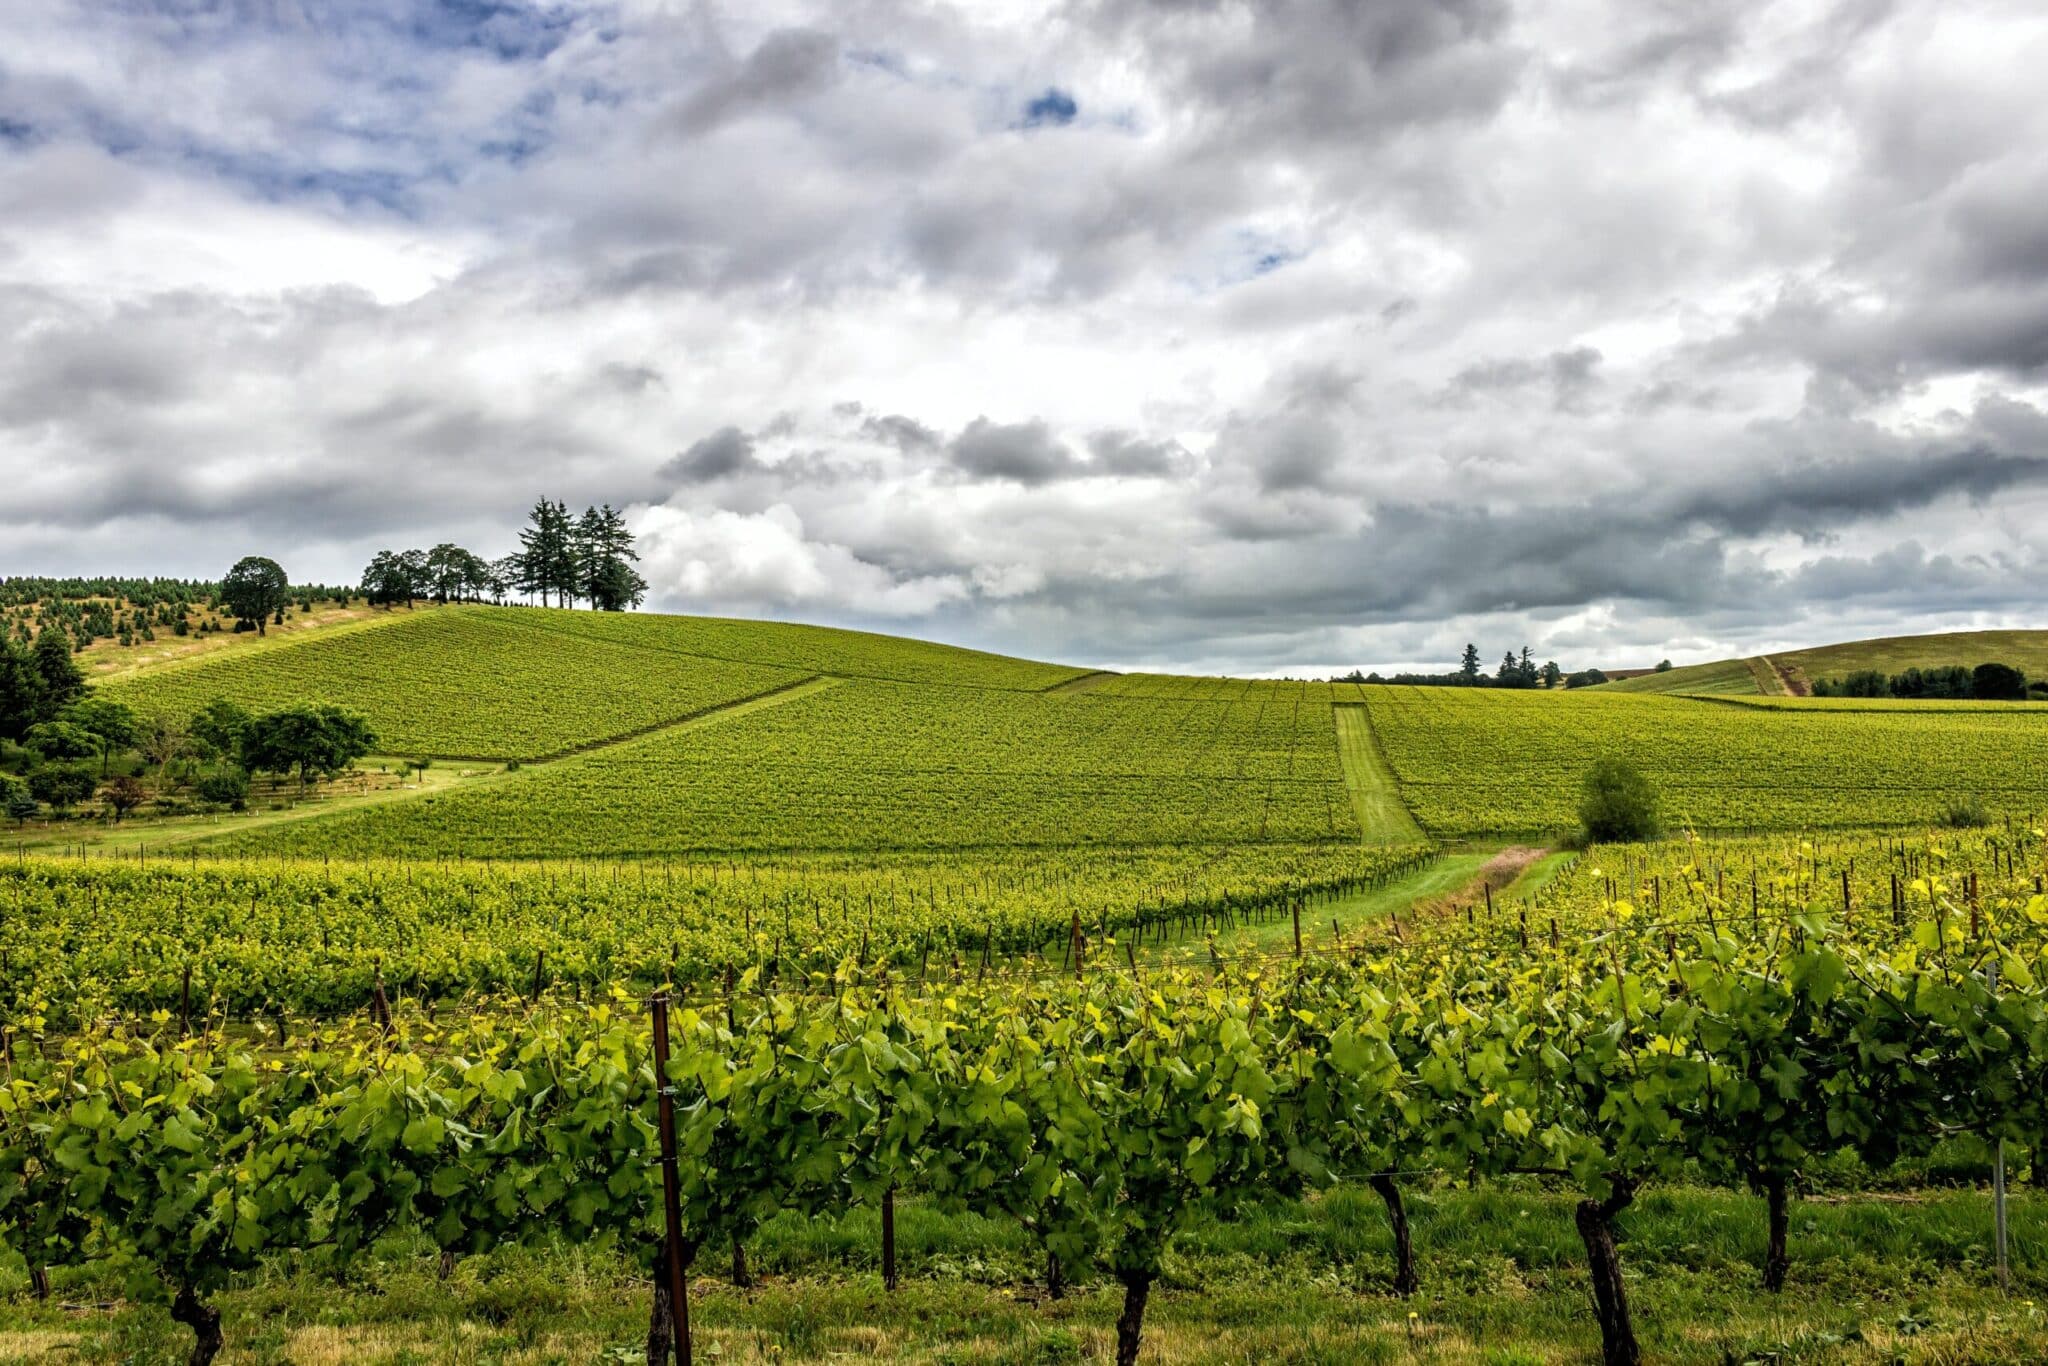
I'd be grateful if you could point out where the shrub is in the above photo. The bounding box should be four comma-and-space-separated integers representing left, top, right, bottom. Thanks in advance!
1937, 795, 1990, 829
1577, 757, 1662, 845
196, 766, 250, 812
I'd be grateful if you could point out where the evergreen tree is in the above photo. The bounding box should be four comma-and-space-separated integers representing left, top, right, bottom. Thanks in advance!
32, 629, 86, 721
575, 504, 648, 611
1458, 643, 1481, 683
1496, 651, 1522, 685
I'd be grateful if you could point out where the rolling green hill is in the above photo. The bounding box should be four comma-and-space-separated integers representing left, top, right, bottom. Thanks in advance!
1597, 628, 2048, 696
104, 604, 1088, 761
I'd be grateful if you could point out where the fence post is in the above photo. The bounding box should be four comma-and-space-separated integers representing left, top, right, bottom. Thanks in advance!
649, 993, 692, 1365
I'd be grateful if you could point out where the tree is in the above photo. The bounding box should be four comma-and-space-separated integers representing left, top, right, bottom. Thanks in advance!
361, 551, 418, 608
1972, 661, 2027, 701
32, 630, 85, 721
1458, 643, 1481, 683
516, 500, 579, 607
241, 706, 376, 793
66, 697, 139, 776
575, 504, 648, 611
1577, 758, 1661, 845
1541, 660, 1564, 688
3, 782, 36, 828
25, 721, 97, 764
1566, 668, 1608, 689
190, 699, 253, 765
29, 765, 96, 814
139, 715, 193, 777
220, 557, 290, 635
0, 638, 43, 741
1653, 659, 1673, 673
101, 775, 146, 822
1496, 651, 1523, 686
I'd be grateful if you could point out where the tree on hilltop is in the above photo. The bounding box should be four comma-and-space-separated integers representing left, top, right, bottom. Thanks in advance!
221, 557, 290, 634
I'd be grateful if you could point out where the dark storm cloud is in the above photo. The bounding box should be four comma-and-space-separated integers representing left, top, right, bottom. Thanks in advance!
947, 417, 1081, 484
662, 426, 764, 483
1086, 430, 1188, 476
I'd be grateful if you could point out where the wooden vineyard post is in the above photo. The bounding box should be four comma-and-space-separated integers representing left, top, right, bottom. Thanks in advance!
649, 994, 693, 1366
1292, 900, 1302, 958
882, 1185, 898, 1291
1841, 869, 1851, 919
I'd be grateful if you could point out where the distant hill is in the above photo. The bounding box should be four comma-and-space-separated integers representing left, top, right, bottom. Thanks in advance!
1595, 629, 2048, 696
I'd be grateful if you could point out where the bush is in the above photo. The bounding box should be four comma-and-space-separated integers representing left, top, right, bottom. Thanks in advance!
1565, 668, 1608, 690
1937, 795, 1990, 829
196, 766, 250, 812
1577, 757, 1662, 845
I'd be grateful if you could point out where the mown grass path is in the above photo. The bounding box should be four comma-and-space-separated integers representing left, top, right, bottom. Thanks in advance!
1332, 702, 1425, 843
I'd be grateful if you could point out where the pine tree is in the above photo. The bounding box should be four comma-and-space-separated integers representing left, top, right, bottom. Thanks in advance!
1458, 643, 1481, 683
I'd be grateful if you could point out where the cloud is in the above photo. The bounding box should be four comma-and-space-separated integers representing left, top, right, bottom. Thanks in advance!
662, 426, 764, 483
4, 0, 2048, 676
947, 417, 1082, 484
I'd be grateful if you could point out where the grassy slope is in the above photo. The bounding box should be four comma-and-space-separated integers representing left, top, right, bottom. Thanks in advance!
1596, 628, 2048, 696
1597, 656, 1763, 694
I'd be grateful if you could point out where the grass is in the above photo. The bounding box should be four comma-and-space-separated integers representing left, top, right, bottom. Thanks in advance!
1332, 704, 1425, 843
1597, 657, 1764, 695
4, 1184, 2041, 1363
76, 602, 410, 680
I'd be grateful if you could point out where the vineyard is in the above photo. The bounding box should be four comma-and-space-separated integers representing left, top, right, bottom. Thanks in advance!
5, 828, 2048, 1364
0, 843, 1427, 1025
103, 610, 813, 762
1354, 683, 2048, 834
208, 675, 1366, 857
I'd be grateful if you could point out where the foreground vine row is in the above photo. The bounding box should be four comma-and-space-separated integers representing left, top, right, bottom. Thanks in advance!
7, 826, 2048, 1365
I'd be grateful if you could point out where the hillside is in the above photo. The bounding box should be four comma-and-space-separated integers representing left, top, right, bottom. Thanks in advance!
105, 604, 1090, 761
1596, 628, 2048, 695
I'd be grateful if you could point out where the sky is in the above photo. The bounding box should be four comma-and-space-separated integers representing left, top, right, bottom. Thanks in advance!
3, 0, 2048, 676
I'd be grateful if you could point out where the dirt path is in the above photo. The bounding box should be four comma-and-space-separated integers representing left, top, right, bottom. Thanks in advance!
1408, 845, 1546, 916
1332, 704, 1425, 843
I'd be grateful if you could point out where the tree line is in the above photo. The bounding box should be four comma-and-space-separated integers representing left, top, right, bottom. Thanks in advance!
361, 501, 648, 612
1811, 660, 2038, 701
1337, 643, 1580, 689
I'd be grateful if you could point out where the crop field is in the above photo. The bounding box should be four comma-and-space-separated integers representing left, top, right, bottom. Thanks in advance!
1353, 683, 2048, 835
215, 675, 1364, 857
8, 826, 2048, 1366
0, 842, 1426, 1024
104, 608, 810, 760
